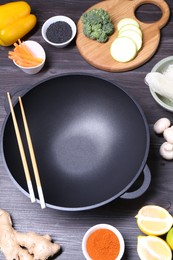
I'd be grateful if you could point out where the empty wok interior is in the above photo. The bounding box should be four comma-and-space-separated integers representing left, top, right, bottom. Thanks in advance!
2, 74, 149, 210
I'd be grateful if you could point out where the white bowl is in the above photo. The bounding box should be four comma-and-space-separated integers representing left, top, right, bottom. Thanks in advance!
41, 15, 77, 48
82, 224, 125, 260
149, 56, 173, 112
13, 40, 46, 75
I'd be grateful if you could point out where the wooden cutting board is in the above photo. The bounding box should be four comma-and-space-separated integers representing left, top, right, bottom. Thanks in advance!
76, 0, 170, 72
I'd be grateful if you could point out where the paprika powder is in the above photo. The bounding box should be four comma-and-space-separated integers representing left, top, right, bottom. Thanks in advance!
86, 228, 121, 260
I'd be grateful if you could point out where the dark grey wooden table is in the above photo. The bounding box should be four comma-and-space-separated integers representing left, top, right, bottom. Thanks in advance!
0, 0, 173, 259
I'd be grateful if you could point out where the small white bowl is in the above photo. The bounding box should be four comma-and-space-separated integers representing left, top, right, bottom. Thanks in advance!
149, 56, 173, 112
41, 15, 77, 48
82, 224, 125, 260
13, 40, 46, 75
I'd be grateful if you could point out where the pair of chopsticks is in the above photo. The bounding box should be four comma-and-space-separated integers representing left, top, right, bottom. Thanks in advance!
7, 92, 46, 209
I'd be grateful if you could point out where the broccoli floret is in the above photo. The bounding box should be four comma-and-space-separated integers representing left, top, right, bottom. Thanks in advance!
82, 10, 102, 25
83, 24, 92, 38
91, 23, 102, 31
97, 32, 108, 43
102, 23, 114, 35
90, 29, 102, 40
81, 8, 114, 43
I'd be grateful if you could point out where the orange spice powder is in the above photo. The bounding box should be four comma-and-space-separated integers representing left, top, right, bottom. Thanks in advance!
86, 228, 120, 260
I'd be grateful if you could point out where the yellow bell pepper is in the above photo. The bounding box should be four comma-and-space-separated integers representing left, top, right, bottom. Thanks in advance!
0, 1, 37, 46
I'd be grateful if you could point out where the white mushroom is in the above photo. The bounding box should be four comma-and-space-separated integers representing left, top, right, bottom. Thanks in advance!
153, 118, 171, 134
160, 142, 173, 160
163, 126, 173, 143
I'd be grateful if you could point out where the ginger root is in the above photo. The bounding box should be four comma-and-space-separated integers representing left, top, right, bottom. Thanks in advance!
0, 209, 60, 260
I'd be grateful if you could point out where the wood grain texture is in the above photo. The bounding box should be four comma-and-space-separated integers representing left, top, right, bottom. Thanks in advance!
76, 0, 170, 71
0, 0, 173, 259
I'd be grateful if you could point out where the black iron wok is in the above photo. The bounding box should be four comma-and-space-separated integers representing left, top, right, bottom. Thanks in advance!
1, 74, 151, 211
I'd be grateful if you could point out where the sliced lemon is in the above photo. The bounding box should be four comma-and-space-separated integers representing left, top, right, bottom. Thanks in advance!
166, 227, 173, 250
137, 235, 172, 260
135, 205, 173, 235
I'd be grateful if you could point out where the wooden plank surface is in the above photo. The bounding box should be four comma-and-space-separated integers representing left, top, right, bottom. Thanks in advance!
0, 0, 173, 259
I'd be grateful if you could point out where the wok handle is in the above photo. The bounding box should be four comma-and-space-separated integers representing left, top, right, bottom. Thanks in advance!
120, 164, 151, 199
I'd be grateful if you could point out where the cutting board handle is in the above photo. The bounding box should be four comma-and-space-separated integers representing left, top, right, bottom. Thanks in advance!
104, 0, 170, 29
133, 0, 170, 29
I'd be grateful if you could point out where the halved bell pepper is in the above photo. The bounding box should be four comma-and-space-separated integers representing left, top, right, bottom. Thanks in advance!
0, 1, 37, 46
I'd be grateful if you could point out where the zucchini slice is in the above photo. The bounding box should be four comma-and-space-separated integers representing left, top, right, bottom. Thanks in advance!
117, 18, 140, 31
110, 36, 137, 62
119, 24, 142, 37
118, 30, 142, 51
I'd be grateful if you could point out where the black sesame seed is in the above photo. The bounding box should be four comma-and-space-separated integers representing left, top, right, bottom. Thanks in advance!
46, 21, 72, 44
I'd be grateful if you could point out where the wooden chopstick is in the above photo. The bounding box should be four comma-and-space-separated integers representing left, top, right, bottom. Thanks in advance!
18, 96, 46, 209
7, 92, 36, 203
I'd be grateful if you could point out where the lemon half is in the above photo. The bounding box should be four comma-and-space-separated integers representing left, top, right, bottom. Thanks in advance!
137, 235, 172, 260
135, 205, 173, 236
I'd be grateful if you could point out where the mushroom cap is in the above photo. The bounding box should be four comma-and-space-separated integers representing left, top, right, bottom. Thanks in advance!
153, 118, 171, 134
163, 126, 173, 144
160, 142, 173, 160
